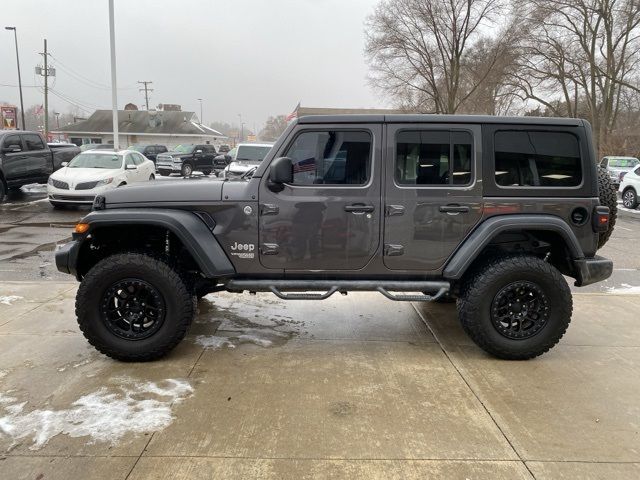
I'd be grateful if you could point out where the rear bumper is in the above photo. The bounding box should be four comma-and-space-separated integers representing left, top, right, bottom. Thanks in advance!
55, 240, 81, 278
573, 255, 613, 287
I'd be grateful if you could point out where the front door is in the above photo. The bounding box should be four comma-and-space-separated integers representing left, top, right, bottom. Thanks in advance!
259, 124, 382, 271
22, 133, 49, 182
1, 134, 28, 186
383, 124, 483, 272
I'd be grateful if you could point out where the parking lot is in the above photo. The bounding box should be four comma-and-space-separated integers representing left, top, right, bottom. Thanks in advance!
1, 181, 640, 479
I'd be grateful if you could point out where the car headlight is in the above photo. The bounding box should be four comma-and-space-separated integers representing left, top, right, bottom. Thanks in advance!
47, 177, 54, 186
96, 177, 114, 187
172, 158, 183, 163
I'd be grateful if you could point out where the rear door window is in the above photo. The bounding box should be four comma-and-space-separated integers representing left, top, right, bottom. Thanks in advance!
3, 135, 23, 151
23, 134, 46, 151
494, 131, 582, 187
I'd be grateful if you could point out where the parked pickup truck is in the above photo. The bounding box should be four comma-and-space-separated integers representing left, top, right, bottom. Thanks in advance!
0, 130, 80, 201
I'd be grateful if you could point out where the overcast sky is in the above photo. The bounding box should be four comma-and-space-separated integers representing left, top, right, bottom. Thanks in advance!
0, 0, 387, 131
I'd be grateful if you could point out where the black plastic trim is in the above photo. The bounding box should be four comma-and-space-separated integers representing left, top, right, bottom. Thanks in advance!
573, 255, 613, 287
443, 214, 584, 280
75, 209, 235, 278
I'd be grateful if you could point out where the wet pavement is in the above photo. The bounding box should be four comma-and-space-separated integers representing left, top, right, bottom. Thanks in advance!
0, 286, 638, 479
1, 183, 640, 479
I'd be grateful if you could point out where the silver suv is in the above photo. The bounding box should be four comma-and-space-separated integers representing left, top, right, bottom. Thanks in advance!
600, 156, 640, 187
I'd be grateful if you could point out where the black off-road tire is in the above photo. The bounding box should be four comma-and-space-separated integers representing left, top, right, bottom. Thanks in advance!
458, 255, 572, 360
0, 180, 6, 203
597, 168, 617, 249
76, 253, 196, 361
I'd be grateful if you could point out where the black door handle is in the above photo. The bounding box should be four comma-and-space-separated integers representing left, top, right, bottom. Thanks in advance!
439, 205, 470, 213
344, 204, 375, 213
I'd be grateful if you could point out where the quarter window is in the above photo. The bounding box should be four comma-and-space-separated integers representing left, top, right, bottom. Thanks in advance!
396, 130, 472, 185
494, 131, 581, 187
285, 130, 371, 185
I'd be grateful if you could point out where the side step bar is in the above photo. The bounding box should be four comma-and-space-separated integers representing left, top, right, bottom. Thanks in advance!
225, 280, 450, 302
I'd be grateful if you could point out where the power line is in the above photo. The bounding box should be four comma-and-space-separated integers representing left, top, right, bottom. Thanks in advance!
49, 53, 137, 91
0, 83, 39, 88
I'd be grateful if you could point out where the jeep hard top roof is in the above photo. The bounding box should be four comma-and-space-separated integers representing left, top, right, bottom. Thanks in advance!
297, 114, 585, 127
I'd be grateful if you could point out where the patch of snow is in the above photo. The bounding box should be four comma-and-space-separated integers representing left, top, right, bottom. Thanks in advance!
0, 379, 193, 449
20, 183, 47, 193
195, 335, 235, 350
606, 284, 640, 294
0, 296, 22, 306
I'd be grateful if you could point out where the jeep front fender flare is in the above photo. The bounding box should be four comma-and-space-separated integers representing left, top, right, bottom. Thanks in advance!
443, 215, 584, 280
77, 208, 235, 278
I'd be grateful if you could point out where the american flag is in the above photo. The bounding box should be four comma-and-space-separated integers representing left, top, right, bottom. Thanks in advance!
34, 105, 44, 115
293, 157, 316, 173
285, 102, 300, 122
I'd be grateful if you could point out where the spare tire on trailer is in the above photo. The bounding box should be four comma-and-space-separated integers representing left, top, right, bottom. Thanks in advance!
597, 167, 617, 249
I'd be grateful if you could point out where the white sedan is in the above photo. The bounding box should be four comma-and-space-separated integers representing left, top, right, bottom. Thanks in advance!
47, 149, 156, 207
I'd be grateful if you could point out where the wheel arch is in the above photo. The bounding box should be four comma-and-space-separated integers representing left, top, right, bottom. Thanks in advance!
73, 209, 235, 279
443, 215, 584, 281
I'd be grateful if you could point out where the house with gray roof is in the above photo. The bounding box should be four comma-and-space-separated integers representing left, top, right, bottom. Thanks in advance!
52, 110, 226, 148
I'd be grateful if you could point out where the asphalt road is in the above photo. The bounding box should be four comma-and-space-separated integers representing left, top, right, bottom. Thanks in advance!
1, 180, 639, 292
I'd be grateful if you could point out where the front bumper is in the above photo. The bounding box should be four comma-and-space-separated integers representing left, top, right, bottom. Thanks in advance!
573, 255, 613, 287
48, 184, 112, 205
55, 240, 81, 278
156, 162, 182, 173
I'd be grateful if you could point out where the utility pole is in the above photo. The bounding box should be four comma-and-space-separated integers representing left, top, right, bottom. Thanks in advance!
108, 0, 119, 149
138, 81, 153, 110
36, 39, 55, 139
5, 27, 25, 130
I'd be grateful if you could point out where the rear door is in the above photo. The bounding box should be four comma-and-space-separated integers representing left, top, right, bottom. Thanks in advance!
22, 133, 50, 182
258, 124, 382, 271
383, 123, 483, 272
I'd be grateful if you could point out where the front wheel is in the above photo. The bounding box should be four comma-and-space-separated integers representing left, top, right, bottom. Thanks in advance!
622, 188, 638, 209
457, 255, 572, 360
201, 169, 212, 176
181, 163, 193, 177
76, 253, 196, 361
149, 174, 155, 181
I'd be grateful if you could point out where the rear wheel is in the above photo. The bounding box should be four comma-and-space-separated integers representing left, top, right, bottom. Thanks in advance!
458, 255, 572, 360
622, 188, 638, 209
181, 163, 193, 177
597, 168, 617, 248
159, 171, 170, 177
76, 253, 196, 361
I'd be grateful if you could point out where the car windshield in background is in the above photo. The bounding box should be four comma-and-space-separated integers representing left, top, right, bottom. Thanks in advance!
68, 153, 122, 169
173, 144, 195, 154
236, 145, 272, 162
130, 145, 145, 152
610, 158, 639, 167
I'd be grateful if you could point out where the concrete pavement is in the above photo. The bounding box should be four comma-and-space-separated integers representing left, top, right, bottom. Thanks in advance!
0, 283, 638, 479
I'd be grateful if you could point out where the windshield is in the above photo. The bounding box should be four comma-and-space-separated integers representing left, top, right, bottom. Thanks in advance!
236, 145, 272, 162
68, 153, 122, 169
172, 144, 195, 154
609, 158, 639, 167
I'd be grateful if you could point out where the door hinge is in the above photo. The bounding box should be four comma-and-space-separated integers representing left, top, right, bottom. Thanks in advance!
385, 205, 405, 217
260, 243, 279, 255
384, 244, 404, 256
260, 204, 279, 215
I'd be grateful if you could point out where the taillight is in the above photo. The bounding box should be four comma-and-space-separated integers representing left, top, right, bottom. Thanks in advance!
592, 206, 609, 233
619, 171, 627, 181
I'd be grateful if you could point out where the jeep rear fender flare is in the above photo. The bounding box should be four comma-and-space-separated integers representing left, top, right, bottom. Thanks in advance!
80, 208, 235, 278
443, 215, 584, 280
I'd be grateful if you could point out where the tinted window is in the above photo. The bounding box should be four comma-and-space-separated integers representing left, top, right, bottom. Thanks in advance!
157, 146, 167, 153
494, 131, 581, 187
204, 145, 217, 154
285, 130, 371, 185
24, 134, 45, 151
396, 130, 472, 185
635, 166, 640, 176
3, 135, 22, 151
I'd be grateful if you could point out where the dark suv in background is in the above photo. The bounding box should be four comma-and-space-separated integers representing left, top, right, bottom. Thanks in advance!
130, 144, 168, 163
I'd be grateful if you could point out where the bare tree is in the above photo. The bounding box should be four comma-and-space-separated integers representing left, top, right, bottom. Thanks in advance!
365, 0, 515, 114
259, 115, 288, 141
512, 0, 640, 154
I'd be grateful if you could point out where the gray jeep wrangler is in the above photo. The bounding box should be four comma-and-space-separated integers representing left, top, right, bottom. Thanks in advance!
55, 115, 616, 361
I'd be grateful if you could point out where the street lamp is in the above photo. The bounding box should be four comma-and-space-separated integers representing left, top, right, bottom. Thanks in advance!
5, 26, 26, 130
197, 98, 203, 124
238, 113, 244, 143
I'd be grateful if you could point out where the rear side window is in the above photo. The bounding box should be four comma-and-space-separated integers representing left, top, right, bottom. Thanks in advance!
494, 131, 581, 187
3, 135, 22, 150
285, 130, 372, 185
396, 130, 472, 185
24, 134, 45, 151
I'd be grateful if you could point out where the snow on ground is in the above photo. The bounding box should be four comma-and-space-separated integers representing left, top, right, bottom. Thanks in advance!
20, 183, 47, 194
0, 296, 22, 306
606, 283, 640, 294
0, 378, 193, 449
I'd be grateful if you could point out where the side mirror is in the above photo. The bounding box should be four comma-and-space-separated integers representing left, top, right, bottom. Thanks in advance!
61, 161, 68, 167
268, 157, 292, 192
126, 164, 138, 170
